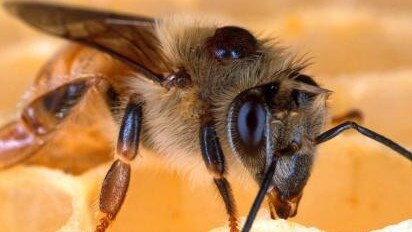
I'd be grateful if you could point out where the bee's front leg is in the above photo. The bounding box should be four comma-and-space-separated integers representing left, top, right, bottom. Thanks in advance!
0, 77, 95, 169
96, 100, 142, 232
200, 120, 239, 232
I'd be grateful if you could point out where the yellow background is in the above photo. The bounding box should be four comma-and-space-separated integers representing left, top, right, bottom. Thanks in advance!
0, 1, 412, 232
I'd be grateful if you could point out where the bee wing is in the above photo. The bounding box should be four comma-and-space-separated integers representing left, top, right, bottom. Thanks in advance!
4, 1, 172, 83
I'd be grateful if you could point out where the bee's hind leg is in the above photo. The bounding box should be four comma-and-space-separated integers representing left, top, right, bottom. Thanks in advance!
96, 99, 142, 232
0, 77, 97, 169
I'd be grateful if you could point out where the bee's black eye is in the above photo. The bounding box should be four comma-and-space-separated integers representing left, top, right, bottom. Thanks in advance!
205, 26, 257, 60
237, 98, 266, 148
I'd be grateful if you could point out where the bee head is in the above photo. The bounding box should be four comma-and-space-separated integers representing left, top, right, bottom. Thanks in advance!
226, 72, 329, 197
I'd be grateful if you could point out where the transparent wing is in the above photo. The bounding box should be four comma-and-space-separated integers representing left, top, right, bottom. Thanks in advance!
4, 1, 172, 83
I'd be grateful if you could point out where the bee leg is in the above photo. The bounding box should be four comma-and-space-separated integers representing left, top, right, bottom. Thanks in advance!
96, 101, 142, 232
331, 109, 363, 124
200, 120, 239, 232
316, 121, 412, 161
0, 78, 94, 169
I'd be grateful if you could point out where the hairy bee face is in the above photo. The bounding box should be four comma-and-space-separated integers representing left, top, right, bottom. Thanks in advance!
227, 77, 327, 199
153, 19, 329, 196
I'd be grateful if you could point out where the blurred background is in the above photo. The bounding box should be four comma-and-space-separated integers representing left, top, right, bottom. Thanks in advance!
0, 0, 411, 232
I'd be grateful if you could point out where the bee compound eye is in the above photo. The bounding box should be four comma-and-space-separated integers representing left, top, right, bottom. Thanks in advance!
237, 98, 266, 149
205, 26, 257, 60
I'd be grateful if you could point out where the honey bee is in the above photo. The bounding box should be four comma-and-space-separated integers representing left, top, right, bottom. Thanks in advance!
1, 2, 411, 232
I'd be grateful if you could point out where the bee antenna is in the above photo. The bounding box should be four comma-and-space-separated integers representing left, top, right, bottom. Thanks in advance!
242, 157, 277, 232
316, 121, 412, 161
242, 104, 277, 232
